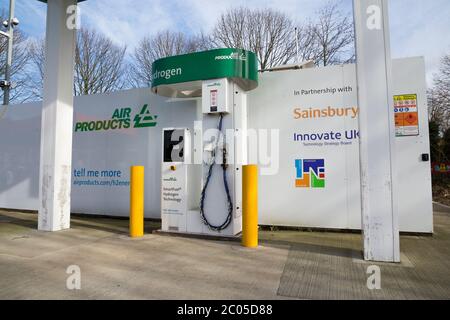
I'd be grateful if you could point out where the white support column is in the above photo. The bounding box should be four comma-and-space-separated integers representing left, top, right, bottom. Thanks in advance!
353, 0, 400, 262
38, 0, 77, 231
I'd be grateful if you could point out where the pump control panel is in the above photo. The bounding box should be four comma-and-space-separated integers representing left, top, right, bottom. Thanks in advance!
202, 78, 229, 114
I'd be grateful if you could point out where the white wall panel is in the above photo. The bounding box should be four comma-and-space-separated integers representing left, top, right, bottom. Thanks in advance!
0, 58, 433, 232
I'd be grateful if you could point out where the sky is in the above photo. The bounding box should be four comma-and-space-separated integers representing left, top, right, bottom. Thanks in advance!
1, 0, 450, 86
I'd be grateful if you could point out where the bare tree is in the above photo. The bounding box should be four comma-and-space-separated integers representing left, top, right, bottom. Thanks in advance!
429, 54, 450, 133
211, 7, 297, 70
186, 32, 213, 53
0, 12, 33, 103
312, 3, 355, 66
129, 30, 211, 88
28, 39, 46, 99
29, 27, 127, 98
293, 23, 320, 64
74, 28, 127, 95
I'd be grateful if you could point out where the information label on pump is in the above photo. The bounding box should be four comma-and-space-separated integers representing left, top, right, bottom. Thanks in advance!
394, 94, 419, 137
161, 128, 188, 216
202, 79, 229, 114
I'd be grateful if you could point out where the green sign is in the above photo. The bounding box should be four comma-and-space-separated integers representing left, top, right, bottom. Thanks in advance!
74, 104, 157, 132
151, 48, 258, 97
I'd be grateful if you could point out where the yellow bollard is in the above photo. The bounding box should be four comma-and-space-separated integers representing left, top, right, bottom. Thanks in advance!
130, 166, 144, 237
242, 165, 258, 247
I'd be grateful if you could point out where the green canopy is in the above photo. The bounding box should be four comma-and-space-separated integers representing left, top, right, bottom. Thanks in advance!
151, 48, 258, 98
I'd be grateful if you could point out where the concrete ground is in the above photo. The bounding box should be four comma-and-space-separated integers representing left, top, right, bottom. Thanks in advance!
0, 209, 449, 300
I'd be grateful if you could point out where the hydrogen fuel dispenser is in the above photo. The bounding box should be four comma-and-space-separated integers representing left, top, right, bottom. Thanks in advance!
153, 48, 258, 237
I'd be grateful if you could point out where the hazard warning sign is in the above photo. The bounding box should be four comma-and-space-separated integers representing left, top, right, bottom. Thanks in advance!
394, 94, 419, 137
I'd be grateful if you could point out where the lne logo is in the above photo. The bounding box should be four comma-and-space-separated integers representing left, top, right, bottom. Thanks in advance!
295, 159, 325, 188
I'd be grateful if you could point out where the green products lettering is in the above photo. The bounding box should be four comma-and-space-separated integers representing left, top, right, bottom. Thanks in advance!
74, 105, 157, 133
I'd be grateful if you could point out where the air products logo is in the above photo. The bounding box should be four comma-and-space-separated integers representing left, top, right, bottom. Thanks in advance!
133, 104, 158, 128
295, 159, 325, 188
215, 51, 247, 61
75, 104, 157, 132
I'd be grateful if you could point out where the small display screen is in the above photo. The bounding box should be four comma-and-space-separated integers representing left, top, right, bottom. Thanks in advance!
163, 129, 184, 162
210, 89, 218, 107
